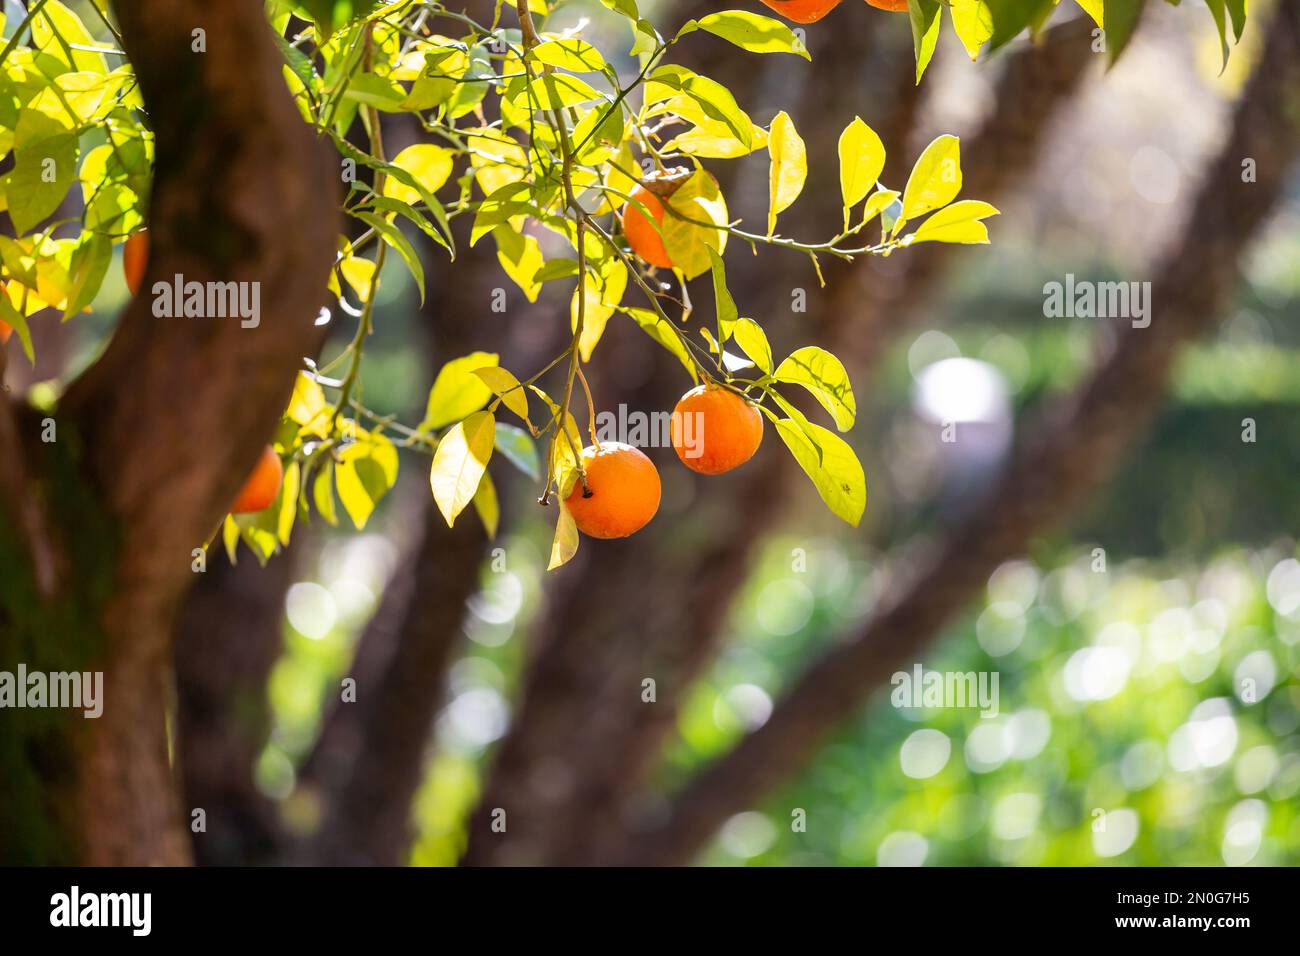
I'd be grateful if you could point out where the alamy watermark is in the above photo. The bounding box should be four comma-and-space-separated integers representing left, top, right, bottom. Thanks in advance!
1043, 273, 1151, 328
50, 886, 150, 936
594, 404, 703, 459
151, 274, 261, 328
0, 664, 102, 718
891, 664, 1000, 718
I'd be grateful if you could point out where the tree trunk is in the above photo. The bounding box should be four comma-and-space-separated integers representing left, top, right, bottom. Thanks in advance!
0, 0, 337, 864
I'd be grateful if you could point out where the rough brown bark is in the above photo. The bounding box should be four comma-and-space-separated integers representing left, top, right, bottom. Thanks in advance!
616, 0, 1300, 865
463, 18, 1095, 867
0, 0, 337, 864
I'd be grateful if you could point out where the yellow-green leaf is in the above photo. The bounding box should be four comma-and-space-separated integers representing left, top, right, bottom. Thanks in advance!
838, 117, 886, 229
423, 352, 499, 430
336, 430, 400, 530
766, 110, 806, 236
313, 459, 339, 526
530, 37, 608, 72
474, 366, 532, 427
572, 258, 628, 361
774, 346, 856, 431
661, 169, 729, 281
493, 224, 544, 302
909, 0, 943, 83
473, 469, 500, 538
950, 1, 994, 61
277, 460, 301, 546
861, 188, 901, 226
430, 411, 496, 527
383, 144, 453, 206
909, 199, 1000, 245
548, 503, 580, 570
1076, 0, 1103, 27
900, 134, 962, 224
732, 318, 773, 374
775, 418, 866, 526
685, 10, 811, 60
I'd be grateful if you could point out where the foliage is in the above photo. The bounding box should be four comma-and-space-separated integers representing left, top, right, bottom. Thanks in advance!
0, 0, 1250, 569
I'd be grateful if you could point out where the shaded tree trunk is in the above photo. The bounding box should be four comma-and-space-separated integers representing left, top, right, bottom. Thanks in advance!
0, 0, 337, 864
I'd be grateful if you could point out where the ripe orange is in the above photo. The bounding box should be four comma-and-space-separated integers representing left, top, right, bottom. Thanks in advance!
123, 230, 149, 296
758, 0, 842, 22
864, 0, 909, 10
231, 445, 284, 514
623, 184, 674, 269
563, 442, 661, 539
671, 384, 764, 475
1, 282, 11, 344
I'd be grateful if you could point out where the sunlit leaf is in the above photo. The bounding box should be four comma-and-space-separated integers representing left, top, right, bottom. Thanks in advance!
775, 418, 867, 527
430, 410, 495, 527
767, 111, 806, 236
950, 0, 994, 60
423, 352, 499, 430
474, 365, 532, 427
336, 429, 400, 530
838, 117, 886, 230
493, 224, 544, 302
661, 169, 729, 280
732, 318, 773, 375
383, 143, 454, 205
774, 346, 857, 431
900, 134, 962, 224
682, 10, 811, 60
548, 502, 580, 570
909, 199, 1000, 244
908, 0, 943, 83
572, 258, 629, 361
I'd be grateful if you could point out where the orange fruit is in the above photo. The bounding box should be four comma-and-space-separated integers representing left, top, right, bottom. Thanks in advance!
623, 184, 674, 269
123, 230, 149, 296
563, 442, 661, 539
231, 445, 284, 514
671, 384, 764, 475
1, 282, 12, 344
758, 0, 842, 23
864, 0, 909, 10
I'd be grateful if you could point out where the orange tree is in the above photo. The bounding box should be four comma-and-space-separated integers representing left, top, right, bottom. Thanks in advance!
0, 0, 1250, 864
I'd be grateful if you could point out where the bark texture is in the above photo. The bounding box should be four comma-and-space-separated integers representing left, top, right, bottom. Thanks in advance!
616, 0, 1300, 865
0, 0, 337, 864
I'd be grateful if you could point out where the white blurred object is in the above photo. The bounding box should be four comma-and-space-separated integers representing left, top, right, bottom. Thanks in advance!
911, 358, 1013, 515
